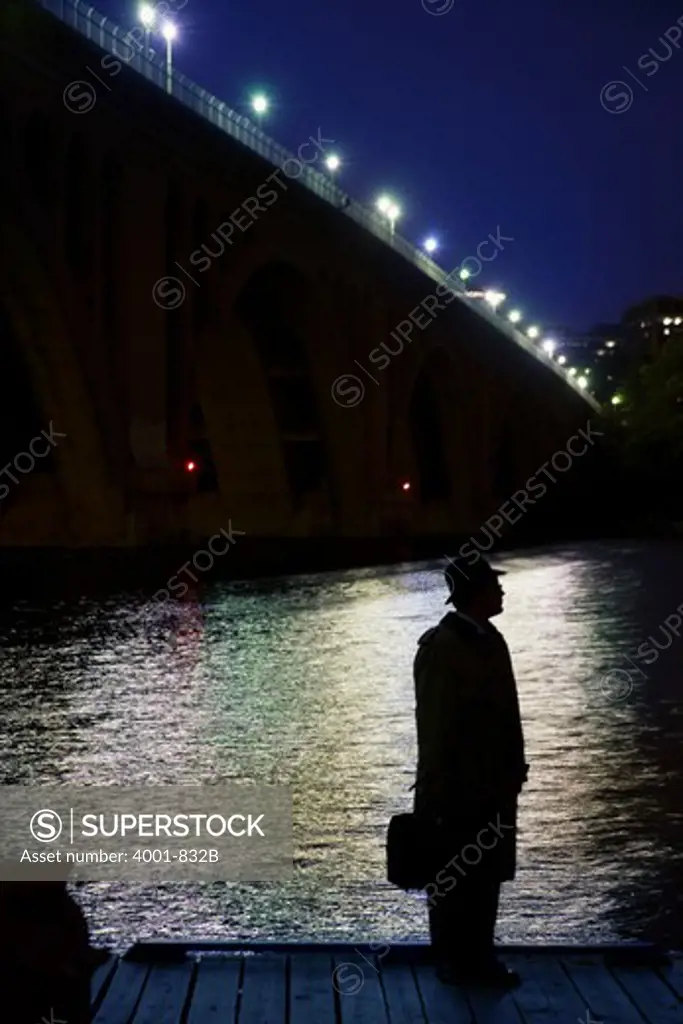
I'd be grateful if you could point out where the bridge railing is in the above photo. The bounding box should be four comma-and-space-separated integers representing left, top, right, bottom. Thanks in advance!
34, 0, 597, 408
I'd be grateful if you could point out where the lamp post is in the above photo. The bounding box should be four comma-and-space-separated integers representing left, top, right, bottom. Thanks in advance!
138, 2, 155, 59
376, 195, 401, 237
161, 21, 177, 95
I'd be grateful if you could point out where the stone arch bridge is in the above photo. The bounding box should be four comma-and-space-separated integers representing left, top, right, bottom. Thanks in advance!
0, 0, 600, 551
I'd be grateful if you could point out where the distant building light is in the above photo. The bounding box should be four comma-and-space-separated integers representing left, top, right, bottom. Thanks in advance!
663, 317, 673, 325
401, 480, 411, 492
640, 321, 646, 328
664, 328, 671, 336
185, 460, 197, 472
676, 317, 682, 326
605, 340, 617, 348
597, 348, 606, 356
611, 394, 623, 406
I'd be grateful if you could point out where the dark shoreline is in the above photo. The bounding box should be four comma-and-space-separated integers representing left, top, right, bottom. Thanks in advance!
0, 522, 680, 596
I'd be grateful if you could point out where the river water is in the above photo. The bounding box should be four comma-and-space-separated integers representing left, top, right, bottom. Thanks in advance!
1, 539, 682, 952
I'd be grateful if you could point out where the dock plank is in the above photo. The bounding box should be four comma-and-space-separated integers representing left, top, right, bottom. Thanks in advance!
130, 962, 194, 1024
333, 952, 390, 1024
511, 954, 592, 1024
659, 955, 683, 1001
186, 957, 242, 1024
378, 961, 426, 1024
290, 952, 336, 1024
91, 955, 119, 1010
413, 963, 471, 1023
92, 961, 150, 1024
467, 981, 526, 1024
611, 964, 683, 1024
239, 953, 287, 1024
562, 954, 648, 1024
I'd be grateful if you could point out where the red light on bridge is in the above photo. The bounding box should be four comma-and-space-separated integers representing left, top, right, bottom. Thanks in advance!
185, 460, 197, 473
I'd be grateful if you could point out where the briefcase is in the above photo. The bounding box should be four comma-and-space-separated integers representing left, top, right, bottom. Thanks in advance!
386, 812, 439, 891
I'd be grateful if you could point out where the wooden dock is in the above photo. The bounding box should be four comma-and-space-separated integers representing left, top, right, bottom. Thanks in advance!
89, 942, 683, 1023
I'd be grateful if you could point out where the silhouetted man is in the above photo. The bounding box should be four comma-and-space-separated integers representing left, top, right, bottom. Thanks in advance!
413, 556, 528, 987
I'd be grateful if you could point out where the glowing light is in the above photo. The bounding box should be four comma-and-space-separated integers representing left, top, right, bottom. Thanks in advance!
401, 481, 411, 492
325, 154, 341, 172
185, 460, 196, 472
138, 3, 155, 26
663, 317, 673, 325
676, 317, 682, 325
664, 328, 671, 336
568, 367, 577, 377
611, 394, 623, 406
423, 237, 439, 254
577, 375, 588, 389
527, 325, 540, 339
459, 267, 471, 280
251, 93, 269, 114
558, 354, 567, 365
605, 340, 616, 348
484, 290, 506, 309
508, 309, 522, 323
542, 338, 556, 356
376, 195, 401, 226
161, 20, 177, 40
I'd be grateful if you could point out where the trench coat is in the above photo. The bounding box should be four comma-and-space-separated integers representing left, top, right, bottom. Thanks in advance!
413, 611, 527, 881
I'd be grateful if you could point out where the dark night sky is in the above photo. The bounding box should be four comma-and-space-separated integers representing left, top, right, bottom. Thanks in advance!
105, 0, 683, 330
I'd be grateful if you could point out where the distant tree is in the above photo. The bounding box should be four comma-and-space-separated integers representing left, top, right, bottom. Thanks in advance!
617, 340, 683, 483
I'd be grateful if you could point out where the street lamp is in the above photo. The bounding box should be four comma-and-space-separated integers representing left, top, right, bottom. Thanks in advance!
485, 290, 506, 310
423, 237, 438, 255
508, 309, 522, 324
557, 354, 567, 365
161, 21, 177, 94
542, 338, 556, 356
376, 195, 401, 235
325, 153, 341, 173
577, 375, 588, 389
251, 93, 269, 116
138, 3, 155, 58
459, 267, 471, 280
527, 325, 540, 339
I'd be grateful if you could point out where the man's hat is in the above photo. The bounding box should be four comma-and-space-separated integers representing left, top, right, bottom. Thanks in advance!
444, 555, 506, 604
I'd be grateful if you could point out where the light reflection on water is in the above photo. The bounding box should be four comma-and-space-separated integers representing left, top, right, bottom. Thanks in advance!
1, 540, 681, 951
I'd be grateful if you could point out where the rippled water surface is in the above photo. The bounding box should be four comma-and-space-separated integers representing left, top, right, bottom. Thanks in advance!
1, 540, 682, 951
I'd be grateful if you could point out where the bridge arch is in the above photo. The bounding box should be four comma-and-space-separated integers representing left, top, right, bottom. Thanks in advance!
396, 344, 481, 533
0, 185, 122, 542
233, 260, 336, 517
